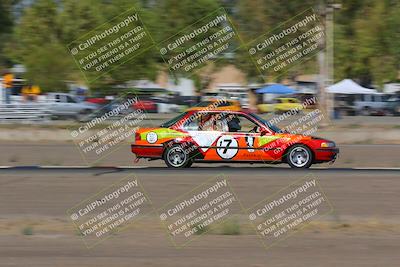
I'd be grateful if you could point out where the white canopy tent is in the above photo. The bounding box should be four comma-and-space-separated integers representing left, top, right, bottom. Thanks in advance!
326, 79, 377, 94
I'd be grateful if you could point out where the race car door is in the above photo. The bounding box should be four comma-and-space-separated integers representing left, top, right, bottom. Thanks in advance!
204, 113, 277, 162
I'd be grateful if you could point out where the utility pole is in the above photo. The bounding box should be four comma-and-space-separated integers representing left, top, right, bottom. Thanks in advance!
318, 0, 341, 123
326, 2, 342, 120
317, 1, 328, 124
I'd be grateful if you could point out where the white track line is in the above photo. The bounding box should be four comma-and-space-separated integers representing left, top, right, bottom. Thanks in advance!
0, 166, 400, 170
39, 165, 149, 169
352, 167, 400, 170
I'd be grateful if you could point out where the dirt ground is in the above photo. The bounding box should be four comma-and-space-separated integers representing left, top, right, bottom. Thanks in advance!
0, 169, 399, 267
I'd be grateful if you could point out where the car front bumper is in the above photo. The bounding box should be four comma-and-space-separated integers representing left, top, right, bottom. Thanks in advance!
315, 147, 339, 163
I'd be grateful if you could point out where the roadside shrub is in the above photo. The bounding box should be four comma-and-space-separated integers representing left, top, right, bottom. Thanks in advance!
22, 226, 33, 235
194, 223, 209, 235
220, 220, 241, 235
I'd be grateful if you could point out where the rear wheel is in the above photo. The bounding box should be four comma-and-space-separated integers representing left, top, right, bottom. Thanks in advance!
286, 144, 313, 169
76, 109, 92, 122
395, 106, 400, 116
360, 107, 371, 116
164, 144, 192, 168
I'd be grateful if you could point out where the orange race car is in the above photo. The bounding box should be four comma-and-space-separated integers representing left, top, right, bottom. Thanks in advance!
131, 110, 338, 168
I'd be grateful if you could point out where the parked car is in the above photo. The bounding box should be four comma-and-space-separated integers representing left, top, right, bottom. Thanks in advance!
334, 94, 357, 116
46, 93, 98, 121
385, 96, 400, 116
133, 99, 157, 113
131, 110, 339, 168
85, 97, 109, 105
150, 97, 181, 113
354, 94, 389, 115
258, 97, 303, 113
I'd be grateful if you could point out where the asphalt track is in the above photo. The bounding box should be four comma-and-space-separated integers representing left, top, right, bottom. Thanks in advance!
1, 166, 400, 267
1, 143, 399, 267
2, 143, 400, 168
1, 165, 400, 174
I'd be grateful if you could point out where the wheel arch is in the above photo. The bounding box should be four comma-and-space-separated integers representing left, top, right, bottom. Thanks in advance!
282, 142, 315, 163
161, 139, 202, 159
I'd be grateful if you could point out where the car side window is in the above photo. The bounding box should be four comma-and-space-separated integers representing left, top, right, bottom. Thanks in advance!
182, 113, 212, 131
67, 96, 77, 103
199, 114, 223, 131
182, 115, 201, 131
225, 114, 260, 133
182, 113, 229, 132
60, 95, 67, 103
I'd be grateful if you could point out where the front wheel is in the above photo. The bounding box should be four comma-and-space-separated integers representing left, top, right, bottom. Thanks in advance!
360, 107, 371, 116
394, 106, 400, 116
286, 144, 313, 169
164, 144, 192, 168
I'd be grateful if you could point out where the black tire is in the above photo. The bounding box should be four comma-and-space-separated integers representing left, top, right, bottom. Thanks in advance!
50, 115, 59, 120
360, 107, 371, 116
163, 144, 192, 168
184, 160, 193, 168
394, 106, 400, 116
76, 109, 92, 122
286, 144, 313, 169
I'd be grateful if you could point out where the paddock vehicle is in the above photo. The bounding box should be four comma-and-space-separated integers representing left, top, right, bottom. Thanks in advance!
385, 96, 400, 116
131, 110, 338, 168
257, 97, 303, 114
46, 93, 98, 121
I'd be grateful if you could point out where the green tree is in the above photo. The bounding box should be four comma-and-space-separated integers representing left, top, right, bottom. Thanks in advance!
234, 0, 322, 82
147, 0, 224, 92
7, 0, 74, 91
335, 0, 400, 87
5, 0, 400, 92
0, 0, 15, 67
9, 0, 160, 92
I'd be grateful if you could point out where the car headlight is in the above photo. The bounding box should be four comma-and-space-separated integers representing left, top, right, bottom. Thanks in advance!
321, 142, 335, 148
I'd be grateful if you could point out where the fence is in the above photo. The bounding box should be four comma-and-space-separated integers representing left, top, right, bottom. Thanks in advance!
0, 103, 51, 122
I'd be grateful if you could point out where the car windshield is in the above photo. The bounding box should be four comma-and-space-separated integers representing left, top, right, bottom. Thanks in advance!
160, 112, 188, 128
387, 96, 399, 102
249, 113, 282, 133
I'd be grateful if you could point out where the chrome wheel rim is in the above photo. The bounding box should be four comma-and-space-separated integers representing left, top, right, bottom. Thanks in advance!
167, 147, 186, 167
289, 147, 309, 167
